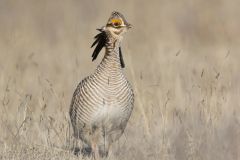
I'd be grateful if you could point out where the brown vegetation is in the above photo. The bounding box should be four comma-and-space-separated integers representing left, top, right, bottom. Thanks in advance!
0, 0, 239, 159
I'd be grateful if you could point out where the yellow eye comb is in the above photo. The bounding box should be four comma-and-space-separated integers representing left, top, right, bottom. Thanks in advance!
111, 19, 122, 25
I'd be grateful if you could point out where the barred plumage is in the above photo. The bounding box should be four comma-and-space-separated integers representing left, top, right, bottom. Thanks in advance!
69, 11, 134, 158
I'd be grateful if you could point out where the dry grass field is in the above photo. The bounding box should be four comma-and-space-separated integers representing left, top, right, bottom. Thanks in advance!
0, 0, 239, 159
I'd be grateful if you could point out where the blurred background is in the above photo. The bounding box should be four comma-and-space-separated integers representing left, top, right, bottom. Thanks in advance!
0, 0, 239, 159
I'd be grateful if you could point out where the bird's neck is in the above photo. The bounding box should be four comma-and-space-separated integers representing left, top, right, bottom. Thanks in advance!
97, 39, 122, 73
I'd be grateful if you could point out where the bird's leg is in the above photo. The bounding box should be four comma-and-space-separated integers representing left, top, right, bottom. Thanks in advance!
72, 139, 81, 156
91, 142, 100, 160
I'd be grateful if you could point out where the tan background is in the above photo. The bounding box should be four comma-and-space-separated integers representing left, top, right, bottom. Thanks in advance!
0, 0, 239, 159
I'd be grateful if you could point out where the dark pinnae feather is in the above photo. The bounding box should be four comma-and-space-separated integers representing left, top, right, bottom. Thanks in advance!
119, 47, 125, 68
91, 37, 100, 48
91, 29, 107, 61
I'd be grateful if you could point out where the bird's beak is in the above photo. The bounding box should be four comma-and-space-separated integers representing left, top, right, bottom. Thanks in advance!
127, 23, 132, 29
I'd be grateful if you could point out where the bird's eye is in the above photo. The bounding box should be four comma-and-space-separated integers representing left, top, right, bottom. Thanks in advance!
111, 19, 122, 27
113, 22, 121, 26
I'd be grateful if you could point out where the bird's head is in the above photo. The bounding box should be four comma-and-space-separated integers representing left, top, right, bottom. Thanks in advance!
105, 11, 132, 40
91, 11, 131, 68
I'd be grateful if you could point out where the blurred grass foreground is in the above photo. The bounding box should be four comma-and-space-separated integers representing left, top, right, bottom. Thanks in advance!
0, 0, 239, 160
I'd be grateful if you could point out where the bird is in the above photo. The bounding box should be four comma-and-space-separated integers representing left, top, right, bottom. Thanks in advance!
69, 11, 134, 159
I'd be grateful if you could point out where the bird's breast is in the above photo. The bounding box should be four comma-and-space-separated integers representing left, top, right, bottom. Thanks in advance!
89, 74, 133, 124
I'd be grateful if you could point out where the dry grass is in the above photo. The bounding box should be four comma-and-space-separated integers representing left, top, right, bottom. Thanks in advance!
0, 0, 240, 159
